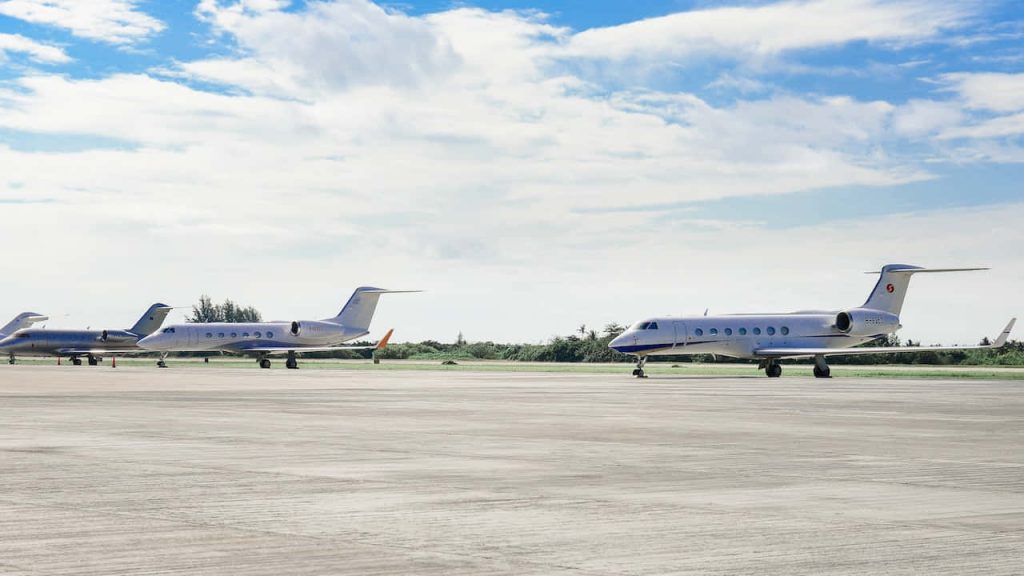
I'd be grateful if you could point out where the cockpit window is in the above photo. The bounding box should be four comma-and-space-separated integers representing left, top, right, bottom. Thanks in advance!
161, 327, 176, 334
647, 322, 658, 330
17, 332, 30, 338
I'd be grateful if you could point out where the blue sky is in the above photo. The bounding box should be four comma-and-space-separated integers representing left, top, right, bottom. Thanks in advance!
0, 0, 1022, 343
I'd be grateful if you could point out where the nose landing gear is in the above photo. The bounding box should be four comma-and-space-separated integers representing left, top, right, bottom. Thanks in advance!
632, 356, 649, 378
157, 353, 168, 368
257, 353, 271, 369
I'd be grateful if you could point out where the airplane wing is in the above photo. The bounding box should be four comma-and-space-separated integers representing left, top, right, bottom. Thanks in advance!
754, 318, 1015, 358
54, 348, 153, 356
235, 328, 395, 355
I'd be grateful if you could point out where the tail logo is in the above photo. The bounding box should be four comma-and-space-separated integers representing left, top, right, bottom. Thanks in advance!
886, 283, 895, 293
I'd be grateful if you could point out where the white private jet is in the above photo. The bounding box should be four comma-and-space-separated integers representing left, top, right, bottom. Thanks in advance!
138, 287, 416, 369
609, 264, 1016, 378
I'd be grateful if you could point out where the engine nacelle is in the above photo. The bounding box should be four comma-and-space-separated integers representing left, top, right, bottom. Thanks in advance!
99, 330, 136, 344
289, 320, 344, 341
835, 308, 900, 337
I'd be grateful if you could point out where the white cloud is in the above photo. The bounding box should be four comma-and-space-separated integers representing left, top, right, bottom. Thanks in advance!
191, 0, 460, 94
564, 0, 971, 63
941, 72, 1024, 112
0, 32, 69, 63
0, 0, 164, 44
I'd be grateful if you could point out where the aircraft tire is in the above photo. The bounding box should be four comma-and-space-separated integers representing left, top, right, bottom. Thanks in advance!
259, 359, 271, 369
813, 366, 831, 378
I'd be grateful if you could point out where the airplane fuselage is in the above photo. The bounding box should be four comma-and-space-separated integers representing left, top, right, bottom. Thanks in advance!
138, 322, 368, 353
610, 312, 892, 360
0, 329, 145, 357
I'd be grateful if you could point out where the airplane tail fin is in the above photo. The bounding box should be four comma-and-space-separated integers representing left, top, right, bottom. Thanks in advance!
327, 287, 419, 332
0, 312, 48, 337
129, 303, 172, 336
861, 264, 988, 316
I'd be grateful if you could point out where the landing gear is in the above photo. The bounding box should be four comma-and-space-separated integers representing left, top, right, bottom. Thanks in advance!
87, 355, 99, 366
8, 354, 14, 365
157, 353, 168, 368
764, 360, 782, 378
631, 356, 649, 378
285, 351, 298, 370
70, 356, 82, 366
813, 355, 831, 379
257, 354, 271, 369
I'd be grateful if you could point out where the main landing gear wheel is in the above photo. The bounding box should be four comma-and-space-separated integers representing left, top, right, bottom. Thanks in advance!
766, 362, 782, 378
70, 356, 82, 366
259, 358, 272, 369
8, 355, 14, 365
812, 354, 831, 378
87, 355, 99, 366
285, 353, 298, 370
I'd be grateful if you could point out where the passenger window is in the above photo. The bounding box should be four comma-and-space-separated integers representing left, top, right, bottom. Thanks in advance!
753, 327, 762, 335
709, 328, 718, 336
739, 328, 747, 335
205, 333, 213, 338
767, 327, 776, 336
243, 332, 250, 338
781, 326, 790, 335
230, 332, 237, 338
694, 328, 703, 336
266, 332, 274, 339
724, 328, 732, 336
218, 332, 225, 338
255, 332, 262, 338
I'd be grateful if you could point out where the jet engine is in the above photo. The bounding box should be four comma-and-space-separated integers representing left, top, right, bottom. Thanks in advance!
289, 320, 345, 341
99, 330, 137, 344
834, 308, 900, 337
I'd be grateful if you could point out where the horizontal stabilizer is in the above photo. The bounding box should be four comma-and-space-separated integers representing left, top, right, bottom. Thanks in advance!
864, 267, 989, 274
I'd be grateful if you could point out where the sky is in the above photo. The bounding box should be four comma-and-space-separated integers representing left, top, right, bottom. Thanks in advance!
0, 0, 1022, 345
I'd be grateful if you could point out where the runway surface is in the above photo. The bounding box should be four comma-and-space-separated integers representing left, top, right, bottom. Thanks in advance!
1, 367, 1022, 575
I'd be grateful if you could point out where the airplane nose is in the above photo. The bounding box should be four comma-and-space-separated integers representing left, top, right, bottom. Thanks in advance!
609, 334, 627, 351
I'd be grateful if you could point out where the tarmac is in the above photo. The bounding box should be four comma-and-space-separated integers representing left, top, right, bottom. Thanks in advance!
0, 366, 1022, 575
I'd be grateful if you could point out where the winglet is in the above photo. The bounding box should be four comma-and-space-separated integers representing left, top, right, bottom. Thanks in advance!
992, 318, 1016, 348
376, 328, 394, 350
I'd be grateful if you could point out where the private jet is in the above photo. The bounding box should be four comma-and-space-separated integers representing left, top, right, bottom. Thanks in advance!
609, 265, 1015, 378
138, 287, 415, 368
0, 304, 171, 365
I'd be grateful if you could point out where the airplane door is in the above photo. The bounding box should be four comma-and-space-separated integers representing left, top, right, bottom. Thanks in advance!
673, 321, 687, 348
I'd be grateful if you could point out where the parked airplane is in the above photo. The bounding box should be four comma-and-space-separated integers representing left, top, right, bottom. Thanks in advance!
609, 264, 1016, 378
138, 287, 414, 368
0, 312, 48, 342
0, 304, 171, 365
